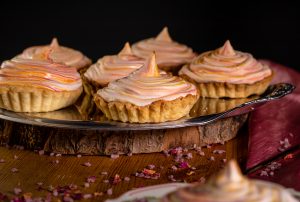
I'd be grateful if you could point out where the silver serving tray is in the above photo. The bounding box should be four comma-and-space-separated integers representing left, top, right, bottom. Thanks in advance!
0, 83, 294, 130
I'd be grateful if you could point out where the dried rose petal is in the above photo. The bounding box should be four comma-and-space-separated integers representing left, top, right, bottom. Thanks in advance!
11, 168, 19, 173
36, 182, 43, 186
52, 189, 58, 196
77, 154, 82, 158
178, 161, 190, 169
52, 160, 59, 164
84, 182, 90, 188
147, 164, 155, 169
110, 154, 119, 159
86, 176, 96, 183
13, 187, 22, 195
94, 192, 103, 197
38, 150, 44, 155
199, 177, 206, 184
284, 154, 294, 160
209, 156, 215, 161
213, 150, 226, 154
186, 153, 193, 159
82, 162, 92, 167
260, 170, 269, 176
107, 188, 113, 195
101, 171, 108, 175
83, 194, 92, 199
186, 171, 195, 176
171, 165, 178, 171
113, 174, 121, 185
124, 177, 130, 182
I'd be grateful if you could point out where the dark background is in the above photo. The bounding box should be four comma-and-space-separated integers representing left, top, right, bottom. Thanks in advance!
0, 1, 299, 70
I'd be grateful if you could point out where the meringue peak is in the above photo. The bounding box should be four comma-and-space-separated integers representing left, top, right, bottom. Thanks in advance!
211, 160, 245, 186
155, 27, 172, 42
137, 53, 160, 77
50, 38, 60, 48
118, 42, 133, 56
218, 40, 235, 56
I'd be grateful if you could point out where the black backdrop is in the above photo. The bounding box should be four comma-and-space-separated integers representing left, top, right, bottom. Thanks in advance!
0, 1, 299, 70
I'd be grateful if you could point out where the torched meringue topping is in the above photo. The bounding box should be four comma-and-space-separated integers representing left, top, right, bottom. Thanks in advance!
132, 27, 196, 68
84, 42, 145, 86
19, 38, 91, 70
179, 40, 272, 84
0, 57, 82, 92
97, 53, 198, 106
164, 160, 297, 202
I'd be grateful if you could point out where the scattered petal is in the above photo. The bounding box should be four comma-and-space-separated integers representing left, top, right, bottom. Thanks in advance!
147, 164, 155, 169
101, 171, 108, 175
199, 177, 206, 184
260, 170, 269, 176
13, 187, 22, 195
177, 161, 190, 169
38, 150, 44, 156
107, 188, 113, 195
284, 154, 294, 160
113, 174, 121, 185
86, 176, 96, 183
83, 194, 92, 199
213, 150, 226, 154
11, 168, 18, 173
82, 162, 92, 167
84, 182, 90, 188
186, 171, 195, 176
110, 154, 119, 159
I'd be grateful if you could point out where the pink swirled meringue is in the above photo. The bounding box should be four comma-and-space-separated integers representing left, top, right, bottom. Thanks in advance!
18, 38, 91, 70
179, 40, 272, 84
162, 160, 298, 202
84, 42, 145, 87
132, 27, 196, 68
97, 53, 197, 106
0, 57, 82, 92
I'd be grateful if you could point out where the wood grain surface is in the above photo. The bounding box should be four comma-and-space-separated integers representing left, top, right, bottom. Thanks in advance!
0, 125, 248, 202
0, 115, 248, 155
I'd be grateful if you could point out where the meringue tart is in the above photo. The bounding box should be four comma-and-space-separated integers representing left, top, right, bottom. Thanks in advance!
0, 57, 82, 112
84, 42, 145, 88
19, 38, 92, 72
132, 27, 196, 73
162, 160, 298, 202
179, 40, 273, 98
94, 53, 199, 123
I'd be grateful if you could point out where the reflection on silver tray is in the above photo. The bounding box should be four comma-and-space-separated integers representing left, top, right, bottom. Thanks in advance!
0, 83, 295, 130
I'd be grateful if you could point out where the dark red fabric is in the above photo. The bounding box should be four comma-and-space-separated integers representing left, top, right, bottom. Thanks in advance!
248, 150, 300, 191
246, 60, 300, 190
247, 60, 300, 169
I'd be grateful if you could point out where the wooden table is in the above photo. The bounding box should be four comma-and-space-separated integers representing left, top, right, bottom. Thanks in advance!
0, 125, 248, 202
